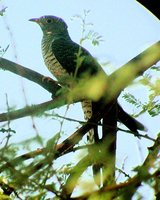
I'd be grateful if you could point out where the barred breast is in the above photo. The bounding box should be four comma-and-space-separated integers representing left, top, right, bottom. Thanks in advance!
41, 36, 69, 81
42, 36, 94, 144
81, 100, 95, 144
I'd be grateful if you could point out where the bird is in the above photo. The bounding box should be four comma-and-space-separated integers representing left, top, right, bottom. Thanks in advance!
29, 15, 146, 185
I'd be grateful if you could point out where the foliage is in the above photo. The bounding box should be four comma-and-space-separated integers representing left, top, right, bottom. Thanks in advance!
0, 45, 9, 57
73, 10, 103, 46
123, 68, 160, 117
0, 9, 160, 200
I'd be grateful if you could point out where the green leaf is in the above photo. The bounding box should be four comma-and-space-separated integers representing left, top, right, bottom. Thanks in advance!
122, 92, 143, 108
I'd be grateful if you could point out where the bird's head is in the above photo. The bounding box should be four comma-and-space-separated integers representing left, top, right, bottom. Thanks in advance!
29, 15, 68, 36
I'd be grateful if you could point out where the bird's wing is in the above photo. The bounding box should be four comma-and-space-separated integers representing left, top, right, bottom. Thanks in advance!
51, 38, 103, 77
51, 38, 146, 134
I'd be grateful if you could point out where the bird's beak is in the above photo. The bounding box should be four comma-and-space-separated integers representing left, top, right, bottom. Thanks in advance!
29, 18, 39, 23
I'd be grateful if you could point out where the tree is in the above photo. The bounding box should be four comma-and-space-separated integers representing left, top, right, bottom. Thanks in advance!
0, 3, 160, 200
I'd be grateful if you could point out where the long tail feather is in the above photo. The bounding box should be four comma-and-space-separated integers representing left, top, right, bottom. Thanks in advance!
117, 104, 147, 133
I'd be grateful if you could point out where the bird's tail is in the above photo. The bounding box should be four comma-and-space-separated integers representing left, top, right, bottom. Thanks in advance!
81, 100, 101, 185
81, 100, 97, 144
117, 104, 147, 133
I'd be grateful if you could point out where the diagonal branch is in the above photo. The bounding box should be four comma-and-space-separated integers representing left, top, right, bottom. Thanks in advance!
0, 96, 68, 122
61, 155, 92, 198
0, 104, 110, 173
0, 41, 160, 123
67, 134, 160, 199
0, 41, 159, 175
0, 57, 60, 95
69, 170, 160, 200
0, 42, 159, 197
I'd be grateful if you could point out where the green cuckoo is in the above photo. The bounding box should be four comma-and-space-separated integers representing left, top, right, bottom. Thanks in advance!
29, 15, 146, 184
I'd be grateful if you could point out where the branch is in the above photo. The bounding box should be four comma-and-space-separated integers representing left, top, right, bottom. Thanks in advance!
0, 123, 155, 177
0, 97, 68, 122
69, 171, 159, 200
0, 42, 160, 198
0, 41, 160, 122
0, 57, 60, 96
106, 41, 160, 100
0, 105, 108, 173
67, 134, 160, 199
0, 41, 159, 176
61, 155, 92, 198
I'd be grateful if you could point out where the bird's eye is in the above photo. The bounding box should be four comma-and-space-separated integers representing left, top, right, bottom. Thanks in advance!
46, 19, 52, 23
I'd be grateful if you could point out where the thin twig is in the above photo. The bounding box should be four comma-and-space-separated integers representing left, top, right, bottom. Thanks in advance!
68, 134, 160, 199
0, 41, 160, 123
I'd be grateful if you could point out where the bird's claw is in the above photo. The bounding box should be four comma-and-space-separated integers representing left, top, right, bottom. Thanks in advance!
42, 76, 58, 84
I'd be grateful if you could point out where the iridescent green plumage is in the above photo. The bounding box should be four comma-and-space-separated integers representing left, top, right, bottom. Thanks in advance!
30, 15, 145, 130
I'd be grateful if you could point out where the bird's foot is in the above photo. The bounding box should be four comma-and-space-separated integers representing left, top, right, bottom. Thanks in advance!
42, 76, 58, 84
